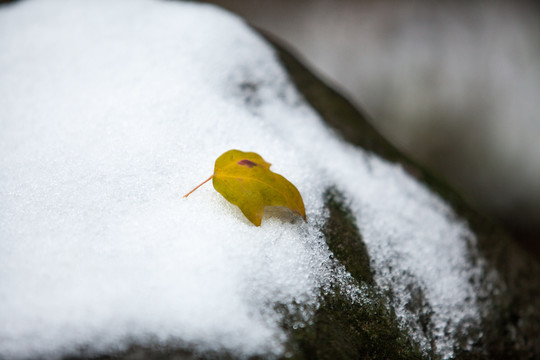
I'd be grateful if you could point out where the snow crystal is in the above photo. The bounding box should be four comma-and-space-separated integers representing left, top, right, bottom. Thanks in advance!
0, 0, 481, 359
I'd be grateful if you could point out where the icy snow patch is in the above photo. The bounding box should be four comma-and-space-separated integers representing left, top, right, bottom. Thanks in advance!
0, 0, 480, 358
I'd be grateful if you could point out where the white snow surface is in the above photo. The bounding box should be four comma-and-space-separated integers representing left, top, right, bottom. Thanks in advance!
0, 0, 482, 359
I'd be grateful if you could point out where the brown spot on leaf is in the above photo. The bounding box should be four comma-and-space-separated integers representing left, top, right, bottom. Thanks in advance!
237, 159, 257, 168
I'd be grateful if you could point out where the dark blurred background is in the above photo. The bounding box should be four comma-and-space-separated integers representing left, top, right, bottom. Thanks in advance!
203, 0, 540, 258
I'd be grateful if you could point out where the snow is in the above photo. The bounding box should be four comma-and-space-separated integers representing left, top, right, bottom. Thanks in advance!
0, 0, 482, 359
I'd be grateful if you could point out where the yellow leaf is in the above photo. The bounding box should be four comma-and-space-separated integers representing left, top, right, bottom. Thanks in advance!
212, 150, 306, 226
183, 150, 306, 226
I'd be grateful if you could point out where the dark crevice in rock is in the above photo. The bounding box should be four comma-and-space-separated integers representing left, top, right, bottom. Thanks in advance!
322, 187, 374, 286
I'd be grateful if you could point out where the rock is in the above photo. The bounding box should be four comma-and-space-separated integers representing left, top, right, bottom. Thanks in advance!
0, 1, 539, 359
267, 32, 540, 359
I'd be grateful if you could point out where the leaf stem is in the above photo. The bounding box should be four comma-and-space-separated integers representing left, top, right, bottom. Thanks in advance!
183, 174, 214, 198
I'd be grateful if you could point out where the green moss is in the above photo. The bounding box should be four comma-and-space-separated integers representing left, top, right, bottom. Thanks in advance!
277, 189, 428, 360
322, 188, 374, 285
278, 287, 426, 360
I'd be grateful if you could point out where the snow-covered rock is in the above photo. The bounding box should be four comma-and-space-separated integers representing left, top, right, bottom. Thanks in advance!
1, 0, 538, 359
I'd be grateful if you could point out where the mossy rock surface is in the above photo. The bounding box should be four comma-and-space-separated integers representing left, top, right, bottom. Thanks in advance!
265, 33, 540, 359
277, 189, 426, 360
